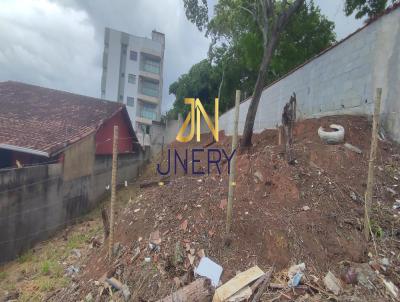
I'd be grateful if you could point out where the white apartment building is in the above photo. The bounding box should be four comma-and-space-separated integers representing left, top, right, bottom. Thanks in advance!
101, 27, 165, 136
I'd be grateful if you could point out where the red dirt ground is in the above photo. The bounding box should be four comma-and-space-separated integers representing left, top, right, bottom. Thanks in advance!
52, 115, 400, 301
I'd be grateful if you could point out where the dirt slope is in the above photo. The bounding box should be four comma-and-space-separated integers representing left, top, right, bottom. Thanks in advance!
40, 116, 400, 301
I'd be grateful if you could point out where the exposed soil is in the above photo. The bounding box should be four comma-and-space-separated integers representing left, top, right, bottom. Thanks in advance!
3, 115, 400, 302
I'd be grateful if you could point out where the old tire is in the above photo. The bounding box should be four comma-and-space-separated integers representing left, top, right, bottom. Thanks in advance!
318, 124, 345, 144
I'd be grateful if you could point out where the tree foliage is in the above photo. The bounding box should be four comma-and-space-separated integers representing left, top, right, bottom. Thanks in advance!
168, 1, 336, 120
183, 0, 209, 31
167, 60, 221, 119
344, 0, 396, 19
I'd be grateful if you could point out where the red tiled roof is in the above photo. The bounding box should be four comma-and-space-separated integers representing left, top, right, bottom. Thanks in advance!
0, 81, 136, 156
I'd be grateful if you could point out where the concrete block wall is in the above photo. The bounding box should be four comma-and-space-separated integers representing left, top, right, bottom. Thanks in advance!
219, 8, 400, 142
0, 152, 149, 263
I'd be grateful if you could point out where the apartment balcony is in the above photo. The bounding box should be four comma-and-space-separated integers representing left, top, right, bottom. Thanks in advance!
137, 93, 159, 105
139, 69, 160, 81
141, 47, 162, 59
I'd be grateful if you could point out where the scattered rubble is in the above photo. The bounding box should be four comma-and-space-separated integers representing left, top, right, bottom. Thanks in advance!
323, 271, 342, 295
213, 266, 264, 302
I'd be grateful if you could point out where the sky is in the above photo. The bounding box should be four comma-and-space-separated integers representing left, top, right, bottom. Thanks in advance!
0, 0, 364, 113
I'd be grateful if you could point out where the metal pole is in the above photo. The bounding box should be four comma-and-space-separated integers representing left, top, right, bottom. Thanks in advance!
364, 88, 382, 241
109, 125, 118, 259
226, 90, 240, 234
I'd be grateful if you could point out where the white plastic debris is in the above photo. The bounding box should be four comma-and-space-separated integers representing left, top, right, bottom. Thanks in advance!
288, 263, 305, 287
195, 256, 223, 287
383, 279, 399, 298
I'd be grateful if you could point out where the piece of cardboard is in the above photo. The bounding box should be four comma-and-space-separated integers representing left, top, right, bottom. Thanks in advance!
195, 257, 223, 287
212, 266, 264, 302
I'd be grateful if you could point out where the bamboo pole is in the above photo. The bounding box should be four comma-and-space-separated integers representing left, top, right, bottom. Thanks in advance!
364, 88, 382, 241
226, 90, 240, 235
109, 125, 118, 259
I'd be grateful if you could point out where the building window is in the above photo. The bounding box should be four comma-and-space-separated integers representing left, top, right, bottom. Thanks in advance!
128, 74, 136, 84
141, 80, 159, 97
127, 97, 134, 107
142, 58, 160, 74
130, 50, 137, 61
140, 102, 157, 120
121, 72, 125, 78
119, 95, 123, 102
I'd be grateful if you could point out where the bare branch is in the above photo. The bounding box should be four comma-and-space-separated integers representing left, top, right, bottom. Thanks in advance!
276, 0, 304, 33
239, 5, 256, 20
240, 2, 267, 42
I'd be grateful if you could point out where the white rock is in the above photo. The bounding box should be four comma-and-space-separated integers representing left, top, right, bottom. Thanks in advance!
323, 271, 342, 295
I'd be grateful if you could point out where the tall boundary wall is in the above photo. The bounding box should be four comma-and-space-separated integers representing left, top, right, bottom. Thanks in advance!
219, 7, 400, 142
0, 151, 149, 263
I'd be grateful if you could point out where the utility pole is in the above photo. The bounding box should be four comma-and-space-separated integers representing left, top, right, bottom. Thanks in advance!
226, 90, 240, 235
109, 125, 118, 259
364, 88, 382, 241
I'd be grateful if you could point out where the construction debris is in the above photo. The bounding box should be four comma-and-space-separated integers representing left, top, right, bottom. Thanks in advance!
382, 279, 399, 299
31, 116, 400, 302
212, 266, 264, 302
149, 230, 162, 245
344, 143, 362, 154
156, 278, 213, 302
195, 257, 223, 287
227, 286, 252, 302
105, 277, 131, 301
250, 267, 274, 302
323, 271, 342, 295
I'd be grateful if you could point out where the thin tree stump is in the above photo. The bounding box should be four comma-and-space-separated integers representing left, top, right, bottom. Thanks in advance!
101, 208, 110, 239
282, 93, 297, 164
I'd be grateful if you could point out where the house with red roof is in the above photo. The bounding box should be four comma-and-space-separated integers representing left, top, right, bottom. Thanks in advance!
0, 81, 139, 169
0, 81, 148, 263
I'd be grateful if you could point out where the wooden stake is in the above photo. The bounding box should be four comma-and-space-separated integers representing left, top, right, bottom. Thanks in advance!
109, 125, 118, 259
226, 90, 240, 235
277, 125, 282, 146
364, 88, 382, 241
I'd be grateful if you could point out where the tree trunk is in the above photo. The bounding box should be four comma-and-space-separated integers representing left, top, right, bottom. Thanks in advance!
241, 36, 277, 149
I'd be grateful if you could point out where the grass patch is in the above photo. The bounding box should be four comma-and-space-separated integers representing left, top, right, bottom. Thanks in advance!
41, 260, 51, 275
18, 250, 34, 263
0, 271, 7, 280
66, 233, 87, 250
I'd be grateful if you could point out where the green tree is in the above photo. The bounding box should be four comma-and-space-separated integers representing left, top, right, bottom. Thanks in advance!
344, 0, 396, 19
172, 0, 335, 139
167, 60, 221, 119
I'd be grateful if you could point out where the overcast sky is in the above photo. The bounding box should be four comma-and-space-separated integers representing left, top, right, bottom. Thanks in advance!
0, 0, 364, 112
